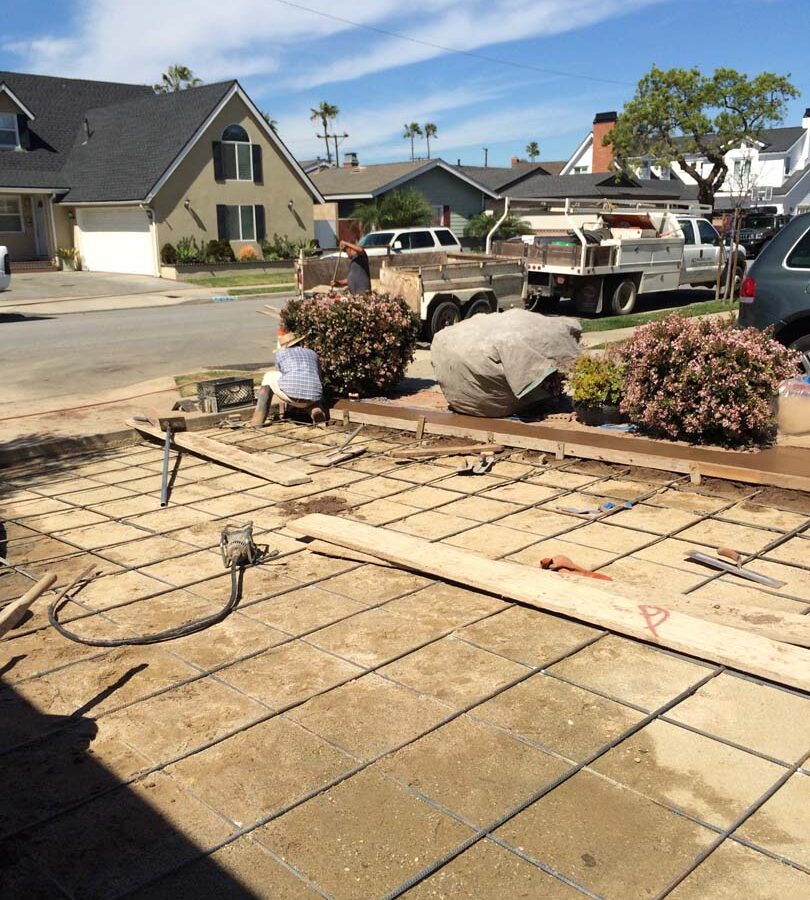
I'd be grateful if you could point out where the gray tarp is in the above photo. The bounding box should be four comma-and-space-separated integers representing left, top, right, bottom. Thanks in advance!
431, 308, 581, 417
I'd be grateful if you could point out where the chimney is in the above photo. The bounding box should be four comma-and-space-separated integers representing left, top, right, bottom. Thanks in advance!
343, 151, 359, 168
803, 106, 810, 130
591, 111, 617, 173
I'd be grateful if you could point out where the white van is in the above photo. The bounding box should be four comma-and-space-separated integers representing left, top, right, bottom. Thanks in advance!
0, 246, 10, 292
337, 227, 462, 257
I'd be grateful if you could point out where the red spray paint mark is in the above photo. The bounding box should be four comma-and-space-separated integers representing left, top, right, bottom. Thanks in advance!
639, 605, 670, 639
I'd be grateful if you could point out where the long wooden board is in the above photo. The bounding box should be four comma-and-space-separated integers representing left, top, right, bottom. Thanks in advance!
129, 421, 311, 486
290, 514, 810, 693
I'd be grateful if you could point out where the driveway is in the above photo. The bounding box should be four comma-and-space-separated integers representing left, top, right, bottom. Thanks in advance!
1, 271, 206, 305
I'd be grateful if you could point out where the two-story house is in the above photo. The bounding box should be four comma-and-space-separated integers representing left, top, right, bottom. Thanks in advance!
0, 72, 322, 275
559, 108, 810, 215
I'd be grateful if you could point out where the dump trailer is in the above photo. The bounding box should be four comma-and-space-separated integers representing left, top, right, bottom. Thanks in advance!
296, 249, 526, 339
489, 198, 744, 316
378, 253, 526, 338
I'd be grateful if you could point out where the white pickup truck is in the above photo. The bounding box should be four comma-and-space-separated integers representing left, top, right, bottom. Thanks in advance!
0, 246, 10, 291
490, 199, 746, 316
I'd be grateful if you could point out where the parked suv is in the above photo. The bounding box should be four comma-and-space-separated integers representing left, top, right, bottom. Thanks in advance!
738, 211, 810, 369
737, 209, 790, 259
0, 246, 10, 292
357, 227, 461, 256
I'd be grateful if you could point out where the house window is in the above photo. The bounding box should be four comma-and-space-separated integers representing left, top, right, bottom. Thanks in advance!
221, 124, 252, 180
0, 196, 23, 232
572, 165, 588, 174
224, 205, 256, 240
0, 113, 19, 149
733, 159, 751, 182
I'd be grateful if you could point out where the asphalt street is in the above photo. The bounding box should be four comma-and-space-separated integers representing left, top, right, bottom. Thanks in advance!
0, 294, 290, 403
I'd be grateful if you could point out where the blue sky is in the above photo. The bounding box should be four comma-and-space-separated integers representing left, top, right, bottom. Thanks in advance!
2, 0, 808, 168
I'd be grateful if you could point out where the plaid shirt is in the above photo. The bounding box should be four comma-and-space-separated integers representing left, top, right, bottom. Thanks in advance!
275, 347, 323, 402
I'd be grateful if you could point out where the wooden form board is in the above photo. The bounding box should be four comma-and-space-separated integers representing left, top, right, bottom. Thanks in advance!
129, 421, 311, 486
333, 402, 810, 494
291, 515, 810, 693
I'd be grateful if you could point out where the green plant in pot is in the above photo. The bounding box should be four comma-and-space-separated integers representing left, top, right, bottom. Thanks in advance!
56, 247, 79, 271
568, 352, 627, 426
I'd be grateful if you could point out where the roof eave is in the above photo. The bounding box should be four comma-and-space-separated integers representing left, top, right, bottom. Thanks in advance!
0, 82, 36, 120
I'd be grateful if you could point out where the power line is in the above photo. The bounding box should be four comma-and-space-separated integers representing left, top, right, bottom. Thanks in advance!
270, 0, 634, 87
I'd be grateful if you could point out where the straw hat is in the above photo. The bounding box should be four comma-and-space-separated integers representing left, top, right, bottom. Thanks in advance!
277, 330, 306, 349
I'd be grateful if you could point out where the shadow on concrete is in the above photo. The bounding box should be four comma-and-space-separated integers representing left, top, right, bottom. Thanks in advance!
0, 673, 253, 897
0, 313, 54, 324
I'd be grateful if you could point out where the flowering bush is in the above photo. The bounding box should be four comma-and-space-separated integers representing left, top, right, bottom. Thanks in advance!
238, 245, 259, 262
281, 291, 420, 397
568, 352, 626, 408
620, 315, 798, 447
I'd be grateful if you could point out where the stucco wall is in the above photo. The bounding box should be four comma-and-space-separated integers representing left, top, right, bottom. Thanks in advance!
53, 203, 74, 251
153, 94, 314, 255
0, 194, 38, 258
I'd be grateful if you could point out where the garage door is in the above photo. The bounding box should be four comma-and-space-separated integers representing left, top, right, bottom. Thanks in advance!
77, 208, 156, 276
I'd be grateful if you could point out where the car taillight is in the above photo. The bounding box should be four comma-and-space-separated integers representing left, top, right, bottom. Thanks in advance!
740, 275, 756, 303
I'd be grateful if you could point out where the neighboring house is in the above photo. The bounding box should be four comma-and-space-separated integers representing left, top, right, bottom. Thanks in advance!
0, 71, 322, 275
309, 156, 497, 246
454, 161, 554, 194
560, 106, 810, 215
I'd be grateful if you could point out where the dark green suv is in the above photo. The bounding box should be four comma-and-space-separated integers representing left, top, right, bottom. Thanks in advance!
739, 212, 810, 371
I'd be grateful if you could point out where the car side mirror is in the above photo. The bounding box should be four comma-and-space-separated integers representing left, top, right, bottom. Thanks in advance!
393, 240, 403, 250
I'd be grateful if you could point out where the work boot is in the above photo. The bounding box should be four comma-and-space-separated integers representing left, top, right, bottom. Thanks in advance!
310, 406, 326, 426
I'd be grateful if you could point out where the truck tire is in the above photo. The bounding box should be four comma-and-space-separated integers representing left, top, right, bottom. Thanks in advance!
790, 333, 810, 375
464, 296, 493, 318
429, 300, 461, 338
608, 279, 638, 316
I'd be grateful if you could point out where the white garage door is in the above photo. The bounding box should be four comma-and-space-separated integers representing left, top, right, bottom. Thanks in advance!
77, 208, 156, 276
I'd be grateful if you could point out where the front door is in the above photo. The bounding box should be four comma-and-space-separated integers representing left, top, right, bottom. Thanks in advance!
678, 219, 702, 281
32, 198, 48, 258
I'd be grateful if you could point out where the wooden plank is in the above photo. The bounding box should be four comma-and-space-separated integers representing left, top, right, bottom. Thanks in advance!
305, 539, 392, 568
0, 574, 57, 638
128, 420, 311, 486
289, 515, 810, 693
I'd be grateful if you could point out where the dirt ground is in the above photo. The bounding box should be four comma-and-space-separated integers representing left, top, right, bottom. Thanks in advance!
1, 419, 809, 899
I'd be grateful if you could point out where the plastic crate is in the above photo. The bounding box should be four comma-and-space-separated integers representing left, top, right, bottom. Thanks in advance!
197, 377, 255, 413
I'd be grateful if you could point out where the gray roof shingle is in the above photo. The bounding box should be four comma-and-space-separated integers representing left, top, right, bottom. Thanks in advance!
311, 158, 497, 198
60, 81, 235, 201
505, 171, 698, 201
454, 164, 550, 191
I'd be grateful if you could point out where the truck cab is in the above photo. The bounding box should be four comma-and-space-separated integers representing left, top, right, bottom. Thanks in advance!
0, 246, 10, 292
677, 217, 724, 286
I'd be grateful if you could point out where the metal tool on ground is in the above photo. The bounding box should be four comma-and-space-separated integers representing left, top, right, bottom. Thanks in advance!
50, 525, 276, 647
390, 443, 505, 460
309, 424, 366, 466
160, 420, 173, 506
540, 555, 612, 581
685, 549, 785, 587
0, 573, 57, 638
457, 454, 497, 475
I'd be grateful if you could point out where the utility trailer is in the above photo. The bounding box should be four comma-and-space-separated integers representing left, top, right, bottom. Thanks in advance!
296, 249, 526, 339
377, 253, 526, 338
488, 198, 743, 316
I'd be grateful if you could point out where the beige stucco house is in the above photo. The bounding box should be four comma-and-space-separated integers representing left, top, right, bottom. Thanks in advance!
0, 72, 322, 275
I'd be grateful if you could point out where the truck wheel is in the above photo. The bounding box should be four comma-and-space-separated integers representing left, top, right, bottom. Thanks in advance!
609, 279, 637, 316
790, 333, 810, 375
731, 263, 746, 297
429, 300, 461, 338
464, 296, 493, 318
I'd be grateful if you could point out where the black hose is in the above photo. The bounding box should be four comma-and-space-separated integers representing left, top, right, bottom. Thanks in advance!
48, 563, 244, 647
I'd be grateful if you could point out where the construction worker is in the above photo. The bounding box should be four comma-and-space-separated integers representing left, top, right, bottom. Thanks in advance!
250, 332, 325, 427
331, 239, 371, 293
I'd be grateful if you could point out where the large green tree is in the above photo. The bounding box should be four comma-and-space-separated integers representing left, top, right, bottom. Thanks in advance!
310, 102, 339, 163
605, 66, 798, 207
353, 189, 434, 233
424, 122, 438, 159
154, 65, 202, 93
525, 141, 540, 162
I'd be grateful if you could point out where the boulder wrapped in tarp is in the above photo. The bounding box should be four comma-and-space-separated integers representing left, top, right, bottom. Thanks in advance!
431, 308, 581, 417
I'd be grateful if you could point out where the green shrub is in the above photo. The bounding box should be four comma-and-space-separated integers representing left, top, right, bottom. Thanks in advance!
568, 353, 626, 408
620, 315, 799, 447
160, 242, 178, 265
464, 211, 532, 239
281, 291, 420, 397
175, 236, 204, 263
205, 239, 235, 263
261, 233, 318, 260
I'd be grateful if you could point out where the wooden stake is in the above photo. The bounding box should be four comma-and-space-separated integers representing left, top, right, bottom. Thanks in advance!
0, 574, 57, 638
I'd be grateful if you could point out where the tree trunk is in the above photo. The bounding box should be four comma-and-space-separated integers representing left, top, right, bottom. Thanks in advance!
426, 136, 430, 159
697, 180, 715, 209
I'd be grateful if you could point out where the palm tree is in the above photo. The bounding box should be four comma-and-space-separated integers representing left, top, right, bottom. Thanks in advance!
260, 111, 278, 133
310, 102, 339, 164
525, 141, 540, 162
403, 122, 423, 161
424, 123, 438, 159
154, 65, 202, 94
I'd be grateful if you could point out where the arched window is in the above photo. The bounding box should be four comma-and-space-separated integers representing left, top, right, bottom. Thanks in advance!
220, 124, 252, 180
222, 124, 249, 143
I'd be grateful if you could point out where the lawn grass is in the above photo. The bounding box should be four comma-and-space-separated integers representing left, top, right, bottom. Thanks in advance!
184, 271, 294, 287
580, 298, 738, 333
228, 285, 295, 296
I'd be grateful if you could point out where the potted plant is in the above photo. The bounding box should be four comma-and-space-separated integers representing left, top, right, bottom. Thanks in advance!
56, 247, 80, 271
568, 352, 627, 426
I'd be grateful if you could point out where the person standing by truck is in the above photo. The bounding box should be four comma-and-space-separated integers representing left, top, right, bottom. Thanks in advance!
332, 239, 371, 293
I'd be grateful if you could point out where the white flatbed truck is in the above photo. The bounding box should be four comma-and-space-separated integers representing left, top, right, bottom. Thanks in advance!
488, 198, 745, 316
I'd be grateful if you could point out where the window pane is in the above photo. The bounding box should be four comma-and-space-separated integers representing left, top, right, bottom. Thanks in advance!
395, 233, 412, 250
698, 220, 719, 244
0, 114, 15, 128
226, 205, 240, 239
222, 124, 249, 142
222, 144, 237, 180
678, 220, 695, 245
0, 129, 17, 146
437, 229, 458, 246
0, 198, 20, 213
240, 205, 255, 241
786, 230, 810, 269
409, 231, 435, 249
237, 143, 252, 180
